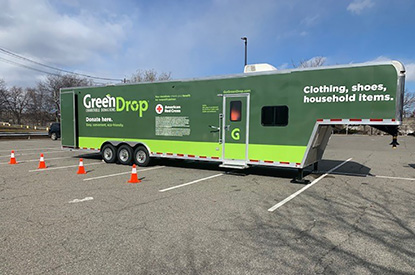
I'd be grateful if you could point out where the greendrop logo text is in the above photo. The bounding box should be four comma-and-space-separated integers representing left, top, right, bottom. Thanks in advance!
83, 94, 148, 117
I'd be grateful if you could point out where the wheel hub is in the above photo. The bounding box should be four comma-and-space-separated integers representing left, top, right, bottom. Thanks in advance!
104, 148, 113, 160
136, 151, 146, 163
119, 149, 129, 162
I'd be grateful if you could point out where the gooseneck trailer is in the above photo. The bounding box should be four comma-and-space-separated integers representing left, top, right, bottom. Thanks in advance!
60, 61, 405, 181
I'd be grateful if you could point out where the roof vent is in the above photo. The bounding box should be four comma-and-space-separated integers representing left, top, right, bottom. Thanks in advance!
244, 63, 277, 73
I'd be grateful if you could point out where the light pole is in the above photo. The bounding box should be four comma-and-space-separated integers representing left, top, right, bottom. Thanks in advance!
241, 37, 247, 67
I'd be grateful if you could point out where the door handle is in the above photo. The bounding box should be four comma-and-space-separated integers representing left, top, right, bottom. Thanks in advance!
208, 125, 220, 133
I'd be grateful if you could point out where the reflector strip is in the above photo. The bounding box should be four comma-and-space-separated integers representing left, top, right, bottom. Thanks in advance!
264, 160, 274, 163
177, 154, 184, 157
188, 155, 195, 158
280, 162, 290, 165
211, 157, 219, 159
166, 153, 173, 155
316, 118, 397, 123
200, 156, 207, 159
250, 159, 259, 162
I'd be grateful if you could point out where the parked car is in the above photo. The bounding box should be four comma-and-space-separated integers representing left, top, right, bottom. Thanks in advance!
48, 122, 61, 140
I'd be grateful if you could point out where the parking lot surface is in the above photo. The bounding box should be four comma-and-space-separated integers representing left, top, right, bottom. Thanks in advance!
1, 135, 415, 274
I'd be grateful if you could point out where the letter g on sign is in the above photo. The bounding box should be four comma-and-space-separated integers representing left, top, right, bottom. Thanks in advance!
231, 128, 240, 140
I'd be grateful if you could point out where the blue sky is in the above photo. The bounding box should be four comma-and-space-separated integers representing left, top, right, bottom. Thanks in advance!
0, 0, 414, 92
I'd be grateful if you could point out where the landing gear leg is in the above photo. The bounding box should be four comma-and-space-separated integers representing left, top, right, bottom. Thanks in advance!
291, 168, 310, 184
390, 135, 399, 149
313, 162, 319, 172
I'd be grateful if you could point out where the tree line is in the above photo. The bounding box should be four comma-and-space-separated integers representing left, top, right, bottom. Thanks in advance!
0, 70, 171, 126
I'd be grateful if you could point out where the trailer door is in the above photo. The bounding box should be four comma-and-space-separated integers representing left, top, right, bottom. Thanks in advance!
60, 90, 77, 148
222, 94, 250, 164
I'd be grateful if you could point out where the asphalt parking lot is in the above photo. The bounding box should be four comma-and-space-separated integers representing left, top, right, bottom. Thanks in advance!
1, 135, 415, 274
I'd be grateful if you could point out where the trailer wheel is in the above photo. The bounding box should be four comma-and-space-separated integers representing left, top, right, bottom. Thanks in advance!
51, 132, 57, 140
102, 144, 116, 163
117, 145, 133, 165
133, 146, 150, 167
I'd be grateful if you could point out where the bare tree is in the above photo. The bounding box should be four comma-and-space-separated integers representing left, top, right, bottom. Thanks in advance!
403, 89, 415, 117
37, 74, 92, 122
292, 56, 326, 68
0, 79, 9, 122
129, 69, 171, 83
26, 87, 51, 126
0, 78, 5, 94
1, 86, 30, 125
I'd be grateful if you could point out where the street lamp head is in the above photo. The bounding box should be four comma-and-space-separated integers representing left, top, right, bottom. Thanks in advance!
241, 37, 248, 67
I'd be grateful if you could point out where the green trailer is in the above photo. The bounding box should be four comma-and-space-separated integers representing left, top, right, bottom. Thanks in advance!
60, 61, 405, 180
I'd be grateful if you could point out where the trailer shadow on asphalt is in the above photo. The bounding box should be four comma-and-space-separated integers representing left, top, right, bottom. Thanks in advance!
153, 158, 372, 183
72, 152, 102, 160
73, 152, 373, 183
309, 160, 372, 178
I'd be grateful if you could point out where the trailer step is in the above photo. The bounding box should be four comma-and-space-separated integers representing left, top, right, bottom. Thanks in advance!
219, 163, 248, 169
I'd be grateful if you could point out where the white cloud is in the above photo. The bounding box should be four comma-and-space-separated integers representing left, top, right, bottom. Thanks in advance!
278, 63, 290, 70
0, 0, 333, 87
301, 15, 320, 27
365, 56, 415, 83
405, 63, 415, 82
1, 0, 410, 91
368, 56, 393, 63
118, 0, 284, 78
0, 0, 131, 87
347, 0, 375, 14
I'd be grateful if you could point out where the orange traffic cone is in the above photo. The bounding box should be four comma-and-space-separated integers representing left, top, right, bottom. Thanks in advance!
128, 164, 141, 183
38, 153, 46, 169
9, 150, 17, 164
77, 158, 86, 174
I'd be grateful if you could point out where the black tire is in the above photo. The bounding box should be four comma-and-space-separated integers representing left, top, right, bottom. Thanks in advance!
101, 144, 116, 163
133, 146, 150, 167
51, 132, 57, 140
117, 145, 133, 165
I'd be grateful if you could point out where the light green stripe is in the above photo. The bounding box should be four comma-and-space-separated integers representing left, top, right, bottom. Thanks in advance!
79, 137, 306, 163
224, 143, 245, 160
79, 137, 222, 157
248, 144, 306, 163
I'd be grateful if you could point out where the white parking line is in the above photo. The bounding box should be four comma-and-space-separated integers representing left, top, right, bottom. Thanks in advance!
29, 162, 104, 172
0, 150, 68, 158
317, 171, 368, 177
373, 175, 415, 181
159, 173, 224, 192
0, 156, 76, 165
69, 197, 94, 203
315, 171, 415, 182
83, 166, 165, 181
268, 158, 352, 212
0, 147, 60, 153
